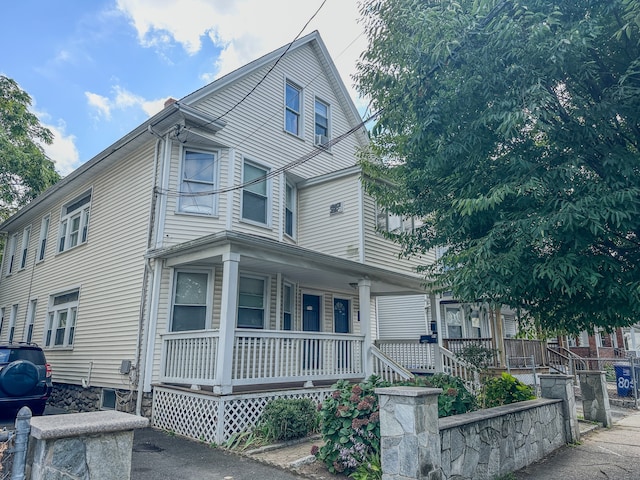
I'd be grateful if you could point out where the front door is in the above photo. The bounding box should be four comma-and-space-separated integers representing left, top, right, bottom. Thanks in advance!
303, 294, 321, 369
333, 298, 350, 369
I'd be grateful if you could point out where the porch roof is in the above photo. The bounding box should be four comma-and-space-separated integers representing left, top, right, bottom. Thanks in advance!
146, 230, 428, 296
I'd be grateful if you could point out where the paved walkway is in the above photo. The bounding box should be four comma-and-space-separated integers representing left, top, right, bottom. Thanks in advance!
513, 408, 640, 479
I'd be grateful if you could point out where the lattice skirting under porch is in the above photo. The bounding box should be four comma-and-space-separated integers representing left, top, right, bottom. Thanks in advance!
152, 386, 333, 444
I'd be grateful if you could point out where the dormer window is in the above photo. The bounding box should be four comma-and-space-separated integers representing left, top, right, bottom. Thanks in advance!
58, 191, 91, 253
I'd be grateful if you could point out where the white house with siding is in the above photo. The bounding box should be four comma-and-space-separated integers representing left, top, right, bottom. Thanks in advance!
0, 32, 433, 442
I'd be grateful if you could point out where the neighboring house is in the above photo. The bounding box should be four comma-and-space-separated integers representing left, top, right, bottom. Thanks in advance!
0, 32, 429, 442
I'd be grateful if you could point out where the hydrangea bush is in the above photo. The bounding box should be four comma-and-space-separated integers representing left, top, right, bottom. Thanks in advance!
315, 376, 385, 475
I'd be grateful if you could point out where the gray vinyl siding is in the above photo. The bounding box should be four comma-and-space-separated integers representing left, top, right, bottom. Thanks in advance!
0, 142, 156, 389
376, 295, 429, 340
297, 174, 361, 260
159, 42, 364, 248
363, 193, 434, 275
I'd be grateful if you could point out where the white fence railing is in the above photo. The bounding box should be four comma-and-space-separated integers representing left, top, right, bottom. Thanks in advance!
232, 330, 364, 385
161, 329, 364, 388
375, 339, 439, 373
371, 345, 414, 383
161, 330, 220, 386
440, 347, 480, 393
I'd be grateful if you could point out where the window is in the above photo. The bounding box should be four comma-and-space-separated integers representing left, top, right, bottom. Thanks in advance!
238, 276, 266, 329
375, 205, 413, 234
314, 99, 329, 145
24, 299, 37, 343
45, 289, 79, 348
179, 149, 217, 215
283, 283, 293, 330
285, 182, 295, 237
445, 307, 462, 339
171, 270, 209, 331
0, 308, 4, 339
242, 161, 269, 225
20, 226, 31, 269
5, 233, 17, 275
58, 192, 91, 253
285, 80, 302, 136
37, 215, 50, 262
8, 304, 18, 343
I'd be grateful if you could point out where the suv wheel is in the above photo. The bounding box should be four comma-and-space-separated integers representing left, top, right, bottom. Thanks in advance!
0, 360, 39, 396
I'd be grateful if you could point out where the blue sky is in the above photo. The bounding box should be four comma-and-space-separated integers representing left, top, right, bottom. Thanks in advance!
2, 0, 366, 176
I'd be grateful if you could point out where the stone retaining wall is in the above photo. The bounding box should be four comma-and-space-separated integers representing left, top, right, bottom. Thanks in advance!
49, 383, 153, 417
439, 399, 565, 479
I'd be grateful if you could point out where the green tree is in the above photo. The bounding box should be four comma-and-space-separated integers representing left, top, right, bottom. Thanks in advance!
356, 0, 640, 334
0, 75, 60, 221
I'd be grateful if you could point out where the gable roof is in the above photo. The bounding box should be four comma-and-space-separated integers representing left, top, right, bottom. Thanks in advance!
1, 31, 367, 232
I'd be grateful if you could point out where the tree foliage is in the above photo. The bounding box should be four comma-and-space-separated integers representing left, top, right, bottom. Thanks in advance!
356, 0, 640, 333
0, 75, 59, 221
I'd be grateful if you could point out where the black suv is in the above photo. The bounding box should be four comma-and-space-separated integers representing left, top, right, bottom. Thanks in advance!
0, 343, 52, 415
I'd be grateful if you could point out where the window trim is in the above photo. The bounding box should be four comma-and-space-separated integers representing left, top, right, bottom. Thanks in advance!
44, 288, 80, 349
177, 147, 220, 216
19, 225, 31, 270
241, 159, 272, 227
284, 181, 296, 239
37, 215, 51, 263
58, 190, 92, 254
237, 274, 269, 329
314, 97, 330, 147
284, 78, 303, 137
8, 304, 18, 343
5, 233, 18, 276
375, 204, 414, 234
169, 268, 212, 332
24, 299, 37, 343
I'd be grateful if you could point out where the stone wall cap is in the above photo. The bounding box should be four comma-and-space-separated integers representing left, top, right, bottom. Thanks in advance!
375, 386, 442, 397
538, 373, 574, 380
30, 411, 149, 440
439, 398, 561, 430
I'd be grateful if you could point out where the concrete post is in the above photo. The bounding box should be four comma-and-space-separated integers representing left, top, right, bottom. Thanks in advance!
578, 370, 613, 427
539, 374, 580, 443
28, 411, 148, 480
375, 386, 442, 480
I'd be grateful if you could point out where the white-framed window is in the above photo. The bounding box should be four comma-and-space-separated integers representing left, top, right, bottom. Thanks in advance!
44, 289, 79, 348
314, 98, 330, 146
445, 306, 462, 339
8, 304, 18, 343
58, 191, 91, 253
284, 182, 296, 238
170, 269, 211, 331
285, 80, 302, 136
178, 149, 217, 215
238, 275, 267, 329
242, 160, 270, 225
5, 233, 17, 275
37, 215, 50, 262
283, 283, 293, 330
375, 205, 414, 234
19, 225, 31, 270
24, 299, 37, 343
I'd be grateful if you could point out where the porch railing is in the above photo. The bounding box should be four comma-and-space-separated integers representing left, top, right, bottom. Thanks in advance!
375, 339, 439, 373
371, 345, 414, 383
161, 330, 220, 386
232, 330, 364, 385
504, 338, 548, 367
440, 347, 481, 394
442, 338, 494, 356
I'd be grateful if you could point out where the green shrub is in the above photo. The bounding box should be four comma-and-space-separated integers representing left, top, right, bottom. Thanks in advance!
257, 398, 318, 442
480, 372, 535, 408
349, 452, 382, 480
316, 376, 385, 475
397, 373, 477, 417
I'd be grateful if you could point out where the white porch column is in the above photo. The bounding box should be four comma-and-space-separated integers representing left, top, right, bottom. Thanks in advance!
215, 252, 240, 394
359, 278, 373, 377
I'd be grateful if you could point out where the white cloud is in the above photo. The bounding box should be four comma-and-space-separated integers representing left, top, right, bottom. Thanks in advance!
85, 85, 165, 120
42, 121, 81, 177
115, 0, 367, 99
